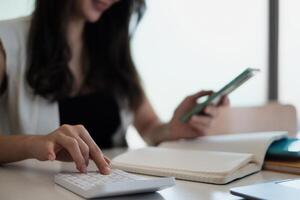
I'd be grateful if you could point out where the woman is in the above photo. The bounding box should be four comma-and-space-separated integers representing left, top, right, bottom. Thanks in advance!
0, 0, 228, 175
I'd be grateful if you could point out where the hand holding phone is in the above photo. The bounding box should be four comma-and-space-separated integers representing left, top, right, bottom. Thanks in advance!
180, 68, 260, 123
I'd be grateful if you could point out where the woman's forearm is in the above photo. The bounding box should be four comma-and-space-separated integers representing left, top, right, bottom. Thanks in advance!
142, 123, 171, 146
0, 135, 35, 164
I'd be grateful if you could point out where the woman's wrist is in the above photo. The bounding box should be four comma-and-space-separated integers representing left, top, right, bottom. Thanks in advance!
160, 122, 172, 142
23, 135, 43, 160
143, 123, 172, 146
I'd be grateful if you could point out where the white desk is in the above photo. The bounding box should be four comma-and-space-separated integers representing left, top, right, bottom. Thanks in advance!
0, 148, 299, 200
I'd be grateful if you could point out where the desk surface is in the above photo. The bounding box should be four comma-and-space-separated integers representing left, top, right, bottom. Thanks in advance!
0, 148, 299, 200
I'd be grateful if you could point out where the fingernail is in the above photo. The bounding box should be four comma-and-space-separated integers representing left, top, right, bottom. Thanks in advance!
48, 154, 55, 161
80, 165, 87, 173
103, 166, 111, 175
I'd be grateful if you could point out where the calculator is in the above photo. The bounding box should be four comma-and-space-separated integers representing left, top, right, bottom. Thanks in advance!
55, 169, 175, 199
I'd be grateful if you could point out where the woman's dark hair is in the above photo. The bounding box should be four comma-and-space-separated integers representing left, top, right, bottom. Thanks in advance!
27, 0, 145, 110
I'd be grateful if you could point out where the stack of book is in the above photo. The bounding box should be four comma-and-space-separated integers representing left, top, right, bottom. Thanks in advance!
264, 138, 300, 174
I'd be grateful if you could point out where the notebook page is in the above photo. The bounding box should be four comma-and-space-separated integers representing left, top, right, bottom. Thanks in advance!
160, 132, 287, 166
112, 147, 255, 175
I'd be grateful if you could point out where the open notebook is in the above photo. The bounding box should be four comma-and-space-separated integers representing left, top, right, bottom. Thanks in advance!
112, 132, 287, 184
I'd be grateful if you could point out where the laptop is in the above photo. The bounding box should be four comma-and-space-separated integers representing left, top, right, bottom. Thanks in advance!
230, 179, 300, 200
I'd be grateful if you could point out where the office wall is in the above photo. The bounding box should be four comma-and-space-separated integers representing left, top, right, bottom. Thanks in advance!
0, 0, 34, 20
279, 1, 300, 129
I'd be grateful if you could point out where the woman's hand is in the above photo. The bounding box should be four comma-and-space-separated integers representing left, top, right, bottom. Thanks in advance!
168, 90, 229, 140
29, 125, 111, 174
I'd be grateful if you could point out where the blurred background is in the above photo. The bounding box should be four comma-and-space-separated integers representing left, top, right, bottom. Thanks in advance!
0, 0, 299, 147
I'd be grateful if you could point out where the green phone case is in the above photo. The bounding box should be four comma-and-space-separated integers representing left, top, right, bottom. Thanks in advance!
180, 68, 260, 123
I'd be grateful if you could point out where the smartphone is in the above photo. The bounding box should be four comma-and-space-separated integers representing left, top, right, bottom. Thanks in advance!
180, 68, 260, 123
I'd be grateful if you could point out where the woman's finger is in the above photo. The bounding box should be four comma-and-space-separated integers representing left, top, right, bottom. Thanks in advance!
76, 125, 111, 175
75, 136, 90, 167
104, 156, 111, 166
218, 95, 230, 106
55, 133, 87, 173
189, 115, 212, 127
176, 90, 213, 115
90, 146, 111, 175
46, 142, 56, 161
188, 121, 208, 136
59, 125, 90, 166
190, 90, 213, 100
204, 105, 218, 117
184, 90, 213, 106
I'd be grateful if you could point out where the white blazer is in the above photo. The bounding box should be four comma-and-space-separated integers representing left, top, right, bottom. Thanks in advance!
0, 17, 133, 146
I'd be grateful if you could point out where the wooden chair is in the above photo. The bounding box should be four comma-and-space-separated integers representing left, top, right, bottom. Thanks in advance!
208, 103, 298, 137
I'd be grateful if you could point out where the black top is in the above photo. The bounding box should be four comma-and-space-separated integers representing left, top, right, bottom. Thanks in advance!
0, 75, 7, 95
59, 91, 121, 149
